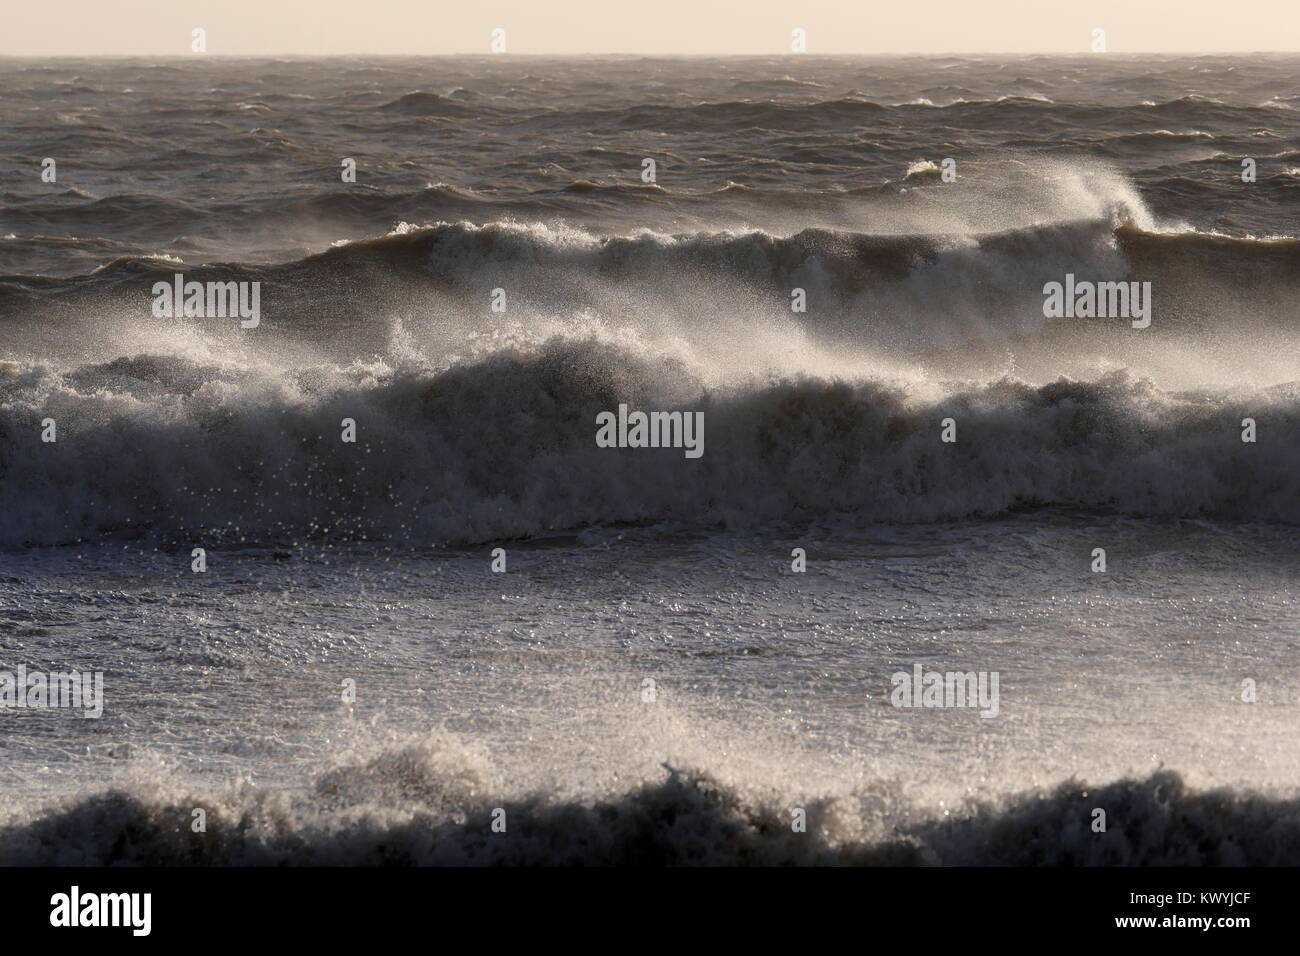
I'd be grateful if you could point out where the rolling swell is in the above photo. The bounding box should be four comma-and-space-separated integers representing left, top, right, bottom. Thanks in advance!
1, 340, 1295, 547
13, 218, 1300, 309
6, 218, 1299, 363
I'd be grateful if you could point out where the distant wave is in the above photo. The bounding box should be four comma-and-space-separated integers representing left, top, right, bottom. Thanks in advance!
377, 91, 484, 117
508, 97, 891, 133
497, 95, 1280, 133
0, 733, 1295, 864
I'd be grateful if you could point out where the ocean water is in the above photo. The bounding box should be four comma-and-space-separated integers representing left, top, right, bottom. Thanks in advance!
0, 54, 1297, 865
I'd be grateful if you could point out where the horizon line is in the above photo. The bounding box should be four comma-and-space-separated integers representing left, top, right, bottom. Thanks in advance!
4, 50, 1300, 58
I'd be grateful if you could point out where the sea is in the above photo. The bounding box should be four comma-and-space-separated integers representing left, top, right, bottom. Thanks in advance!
0, 54, 1297, 864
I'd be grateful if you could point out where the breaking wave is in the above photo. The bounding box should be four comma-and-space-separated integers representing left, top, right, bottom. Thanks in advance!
1, 731, 1296, 865
1, 340, 1296, 547
3, 170, 1297, 548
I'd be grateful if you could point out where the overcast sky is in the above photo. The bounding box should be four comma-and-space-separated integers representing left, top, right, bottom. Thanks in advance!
4, 0, 1298, 55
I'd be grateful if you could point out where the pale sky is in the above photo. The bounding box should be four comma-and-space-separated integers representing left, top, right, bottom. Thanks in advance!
3, 0, 1298, 55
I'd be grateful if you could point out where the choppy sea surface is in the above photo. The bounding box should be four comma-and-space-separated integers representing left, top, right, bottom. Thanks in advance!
0, 55, 1297, 864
